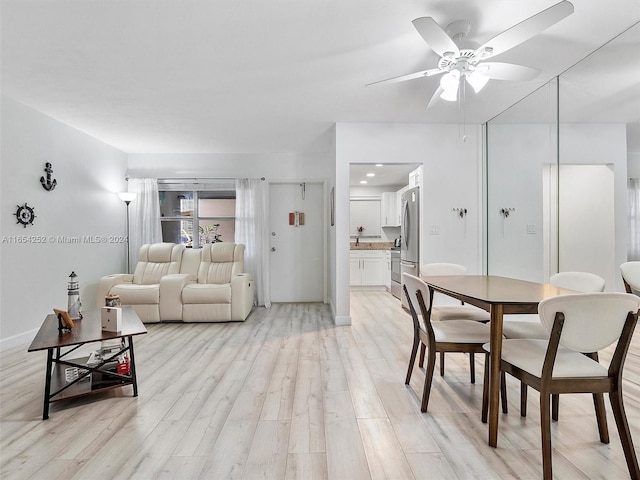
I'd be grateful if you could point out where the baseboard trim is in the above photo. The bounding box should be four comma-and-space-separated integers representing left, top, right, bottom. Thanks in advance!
334, 315, 351, 326
0, 329, 37, 352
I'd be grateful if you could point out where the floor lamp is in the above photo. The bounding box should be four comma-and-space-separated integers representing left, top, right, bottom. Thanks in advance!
118, 192, 137, 274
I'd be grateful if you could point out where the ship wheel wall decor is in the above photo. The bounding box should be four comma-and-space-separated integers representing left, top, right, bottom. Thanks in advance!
15, 203, 36, 227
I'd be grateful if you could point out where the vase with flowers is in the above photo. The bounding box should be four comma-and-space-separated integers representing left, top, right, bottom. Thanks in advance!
356, 225, 365, 246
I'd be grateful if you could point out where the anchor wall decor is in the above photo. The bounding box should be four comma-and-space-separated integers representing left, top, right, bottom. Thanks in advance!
40, 162, 57, 191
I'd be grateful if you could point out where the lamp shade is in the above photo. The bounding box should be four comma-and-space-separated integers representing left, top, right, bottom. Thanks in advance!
467, 71, 489, 93
439, 71, 460, 102
118, 192, 137, 203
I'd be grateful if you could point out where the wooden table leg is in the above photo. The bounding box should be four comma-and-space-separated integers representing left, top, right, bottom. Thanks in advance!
43, 349, 54, 420
488, 304, 503, 447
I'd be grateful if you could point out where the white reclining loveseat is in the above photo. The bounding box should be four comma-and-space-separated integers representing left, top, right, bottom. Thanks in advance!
97, 242, 254, 323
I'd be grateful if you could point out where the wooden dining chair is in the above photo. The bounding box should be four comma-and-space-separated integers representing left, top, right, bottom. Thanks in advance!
502, 271, 606, 418
403, 273, 497, 413
482, 292, 640, 480
420, 263, 490, 381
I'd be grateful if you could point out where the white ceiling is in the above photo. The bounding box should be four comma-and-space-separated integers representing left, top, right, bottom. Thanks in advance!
2, 0, 639, 154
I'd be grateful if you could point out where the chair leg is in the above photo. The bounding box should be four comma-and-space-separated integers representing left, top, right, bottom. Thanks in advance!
469, 352, 476, 384
501, 372, 508, 414
552, 394, 559, 421
520, 383, 528, 417
593, 393, 609, 444
418, 343, 426, 368
481, 353, 489, 423
421, 348, 437, 413
540, 392, 553, 480
405, 336, 420, 385
609, 391, 639, 479
440, 351, 445, 376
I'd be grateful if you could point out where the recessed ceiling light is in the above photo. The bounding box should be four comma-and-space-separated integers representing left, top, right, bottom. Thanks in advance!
376, 164, 383, 167
366, 173, 375, 177
360, 180, 368, 184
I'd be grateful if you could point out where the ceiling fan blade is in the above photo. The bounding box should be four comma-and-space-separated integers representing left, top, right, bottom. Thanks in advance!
426, 87, 444, 110
412, 17, 460, 57
367, 68, 444, 86
476, 62, 540, 81
474, 0, 574, 60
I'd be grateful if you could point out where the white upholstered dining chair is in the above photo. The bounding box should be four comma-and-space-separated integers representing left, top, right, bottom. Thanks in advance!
621, 261, 640, 294
403, 273, 500, 413
482, 292, 640, 480
420, 263, 490, 381
502, 271, 606, 418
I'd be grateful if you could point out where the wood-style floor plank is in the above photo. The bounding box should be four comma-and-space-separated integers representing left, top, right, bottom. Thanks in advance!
1, 293, 639, 480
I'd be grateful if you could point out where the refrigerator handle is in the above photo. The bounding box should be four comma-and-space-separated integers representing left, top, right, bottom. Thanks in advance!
402, 201, 410, 249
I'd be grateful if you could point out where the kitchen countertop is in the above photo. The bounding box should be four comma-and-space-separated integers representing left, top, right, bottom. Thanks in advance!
350, 242, 395, 250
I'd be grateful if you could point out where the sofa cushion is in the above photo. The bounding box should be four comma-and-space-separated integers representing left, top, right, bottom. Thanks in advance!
110, 283, 159, 304
197, 243, 244, 284
133, 243, 185, 285
182, 283, 231, 304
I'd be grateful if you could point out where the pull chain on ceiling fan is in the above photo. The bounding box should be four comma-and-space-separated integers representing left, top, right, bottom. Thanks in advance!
368, 1, 574, 109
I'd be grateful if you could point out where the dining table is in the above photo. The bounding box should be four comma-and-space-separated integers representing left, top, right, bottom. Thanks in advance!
421, 274, 575, 447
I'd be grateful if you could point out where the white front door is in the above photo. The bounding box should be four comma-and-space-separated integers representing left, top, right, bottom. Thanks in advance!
269, 182, 324, 302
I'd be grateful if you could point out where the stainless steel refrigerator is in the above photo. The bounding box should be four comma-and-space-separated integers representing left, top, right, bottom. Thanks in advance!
400, 186, 420, 309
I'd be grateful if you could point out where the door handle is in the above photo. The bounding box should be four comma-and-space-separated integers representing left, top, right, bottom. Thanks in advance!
271, 247, 276, 252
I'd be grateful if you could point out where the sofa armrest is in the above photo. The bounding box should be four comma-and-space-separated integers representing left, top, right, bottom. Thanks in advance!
96, 274, 133, 307
160, 273, 196, 321
231, 273, 255, 320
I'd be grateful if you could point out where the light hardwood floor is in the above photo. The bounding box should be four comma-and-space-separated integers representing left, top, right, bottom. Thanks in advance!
1, 291, 639, 479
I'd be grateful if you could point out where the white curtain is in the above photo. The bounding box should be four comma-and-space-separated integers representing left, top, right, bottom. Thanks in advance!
127, 178, 162, 269
235, 178, 270, 308
629, 178, 640, 261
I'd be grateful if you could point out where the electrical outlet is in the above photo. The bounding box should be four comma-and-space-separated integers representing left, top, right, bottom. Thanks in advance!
526, 224, 537, 234
430, 225, 440, 235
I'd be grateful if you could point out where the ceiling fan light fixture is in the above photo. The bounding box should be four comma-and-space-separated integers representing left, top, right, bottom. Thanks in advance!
440, 86, 458, 102
440, 70, 460, 90
439, 70, 460, 101
467, 71, 489, 93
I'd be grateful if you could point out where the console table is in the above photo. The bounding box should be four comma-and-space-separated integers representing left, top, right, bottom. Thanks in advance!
28, 307, 147, 419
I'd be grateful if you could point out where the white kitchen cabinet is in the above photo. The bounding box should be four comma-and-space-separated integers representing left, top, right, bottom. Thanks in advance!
381, 192, 400, 227
350, 250, 385, 286
409, 165, 422, 188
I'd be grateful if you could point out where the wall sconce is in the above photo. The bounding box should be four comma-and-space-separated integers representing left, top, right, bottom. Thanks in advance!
500, 207, 516, 218
452, 207, 467, 218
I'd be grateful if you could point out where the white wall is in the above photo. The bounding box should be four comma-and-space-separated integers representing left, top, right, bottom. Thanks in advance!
486, 122, 628, 291
559, 123, 628, 292
486, 124, 554, 282
335, 123, 483, 324
1, 96, 128, 349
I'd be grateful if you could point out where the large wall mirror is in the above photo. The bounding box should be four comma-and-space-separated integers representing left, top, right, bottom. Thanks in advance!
486, 22, 640, 291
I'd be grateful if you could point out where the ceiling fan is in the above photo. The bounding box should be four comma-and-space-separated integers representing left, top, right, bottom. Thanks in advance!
369, 1, 574, 109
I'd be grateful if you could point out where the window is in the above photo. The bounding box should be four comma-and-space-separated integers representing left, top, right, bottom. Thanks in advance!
159, 180, 236, 248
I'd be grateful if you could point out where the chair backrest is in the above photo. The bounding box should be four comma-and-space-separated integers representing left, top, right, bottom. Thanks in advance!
620, 261, 640, 294
421, 263, 467, 276
133, 243, 185, 285
550, 272, 605, 293
197, 243, 245, 284
403, 273, 432, 326
538, 292, 640, 353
